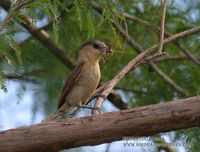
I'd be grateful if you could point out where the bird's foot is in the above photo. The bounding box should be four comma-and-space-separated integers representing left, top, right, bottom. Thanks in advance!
78, 105, 102, 113
81, 93, 106, 114
91, 93, 106, 100
86, 93, 106, 105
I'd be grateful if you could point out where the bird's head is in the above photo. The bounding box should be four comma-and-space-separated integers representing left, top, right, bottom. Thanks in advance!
79, 40, 112, 63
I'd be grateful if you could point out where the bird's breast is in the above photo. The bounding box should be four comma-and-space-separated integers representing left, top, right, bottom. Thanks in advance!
80, 63, 100, 87
65, 63, 101, 106
74, 63, 100, 104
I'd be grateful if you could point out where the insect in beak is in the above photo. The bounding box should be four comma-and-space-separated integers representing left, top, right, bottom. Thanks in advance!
101, 46, 112, 64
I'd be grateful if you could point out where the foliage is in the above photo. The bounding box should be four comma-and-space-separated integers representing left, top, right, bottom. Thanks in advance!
0, 0, 200, 151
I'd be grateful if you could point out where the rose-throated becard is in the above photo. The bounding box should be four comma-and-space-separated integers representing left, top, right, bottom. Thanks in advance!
42, 40, 111, 122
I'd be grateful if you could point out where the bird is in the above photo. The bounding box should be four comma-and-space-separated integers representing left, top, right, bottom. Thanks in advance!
42, 40, 111, 122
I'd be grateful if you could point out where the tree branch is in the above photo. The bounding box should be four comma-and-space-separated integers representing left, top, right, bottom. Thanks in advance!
0, 0, 21, 32
3, 68, 45, 83
92, 45, 161, 114
0, 22, 52, 60
107, 89, 127, 110
122, 8, 200, 66
92, 2, 189, 97
114, 86, 148, 94
175, 42, 200, 66
153, 135, 176, 152
108, 90, 175, 152
0, 2, 125, 109
157, 0, 167, 53
93, 23, 200, 112
14, 0, 39, 10
91, 2, 200, 112
93, 0, 200, 67
0, 0, 39, 32
0, 96, 199, 152
113, 24, 190, 97
4, 74, 36, 82
153, 55, 200, 62
0, 0, 76, 69
148, 61, 188, 96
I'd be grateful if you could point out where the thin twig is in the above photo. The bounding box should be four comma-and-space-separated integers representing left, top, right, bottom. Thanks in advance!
149, 61, 189, 96
114, 86, 148, 94
91, 0, 200, 67
108, 18, 189, 96
0, 23, 52, 61
0, 0, 76, 69
0, 0, 21, 32
0, 6, 68, 61
115, 24, 195, 97
142, 52, 166, 64
3, 68, 45, 83
157, 0, 167, 53
152, 135, 176, 152
153, 55, 200, 62
15, 0, 39, 10
4, 74, 36, 82
146, 26, 200, 53
123, 12, 151, 26
122, 8, 200, 66
175, 42, 200, 66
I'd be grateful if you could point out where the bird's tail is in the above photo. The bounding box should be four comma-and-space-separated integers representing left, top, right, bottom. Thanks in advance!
41, 106, 73, 123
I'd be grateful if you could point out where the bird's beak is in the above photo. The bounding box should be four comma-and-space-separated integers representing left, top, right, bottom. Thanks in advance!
102, 46, 112, 54
101, 46, 112, 64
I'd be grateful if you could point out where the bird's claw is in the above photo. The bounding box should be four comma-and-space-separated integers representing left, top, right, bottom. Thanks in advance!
78, 105, 102, 113
86, 93, 106, 105
93, 106, 101, 113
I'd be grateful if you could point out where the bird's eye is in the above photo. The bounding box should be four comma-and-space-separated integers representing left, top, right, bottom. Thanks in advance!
93, 43, 100, 50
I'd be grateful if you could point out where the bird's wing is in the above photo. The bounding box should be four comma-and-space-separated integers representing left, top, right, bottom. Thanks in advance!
57, 61, 85, 109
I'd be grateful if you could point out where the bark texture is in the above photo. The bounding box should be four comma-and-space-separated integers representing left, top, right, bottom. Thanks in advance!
0, 96, 200, 152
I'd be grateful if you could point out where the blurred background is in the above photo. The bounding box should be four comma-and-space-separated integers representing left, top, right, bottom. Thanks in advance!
0, 0, 200, 152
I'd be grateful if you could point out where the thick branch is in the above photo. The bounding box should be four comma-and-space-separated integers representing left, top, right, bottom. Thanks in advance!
0, 96, 200, 152
109, 90, 174, 152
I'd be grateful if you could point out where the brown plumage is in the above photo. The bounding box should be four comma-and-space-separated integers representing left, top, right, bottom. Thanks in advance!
42, 40, 110, 122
